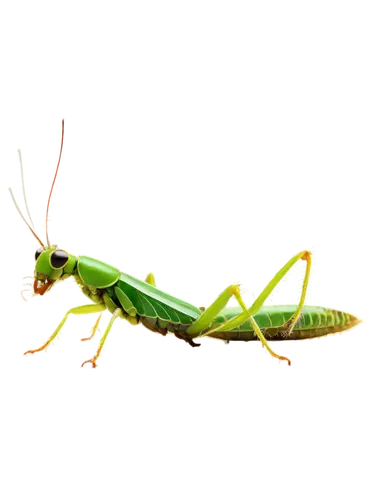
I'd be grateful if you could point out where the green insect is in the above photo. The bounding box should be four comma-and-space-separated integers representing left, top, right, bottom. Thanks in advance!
10, 120, 361, 367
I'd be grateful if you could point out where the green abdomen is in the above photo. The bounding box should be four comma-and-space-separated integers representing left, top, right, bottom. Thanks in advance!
208, 305, 360, 341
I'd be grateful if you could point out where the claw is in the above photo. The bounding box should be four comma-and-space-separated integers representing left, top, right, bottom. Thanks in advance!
186, 340, 202, 349
79, 327, 96, 344
78, 356, 100, 371
21, 346, 48, 358
276, 354, 294, 368
174, 331, 201, 347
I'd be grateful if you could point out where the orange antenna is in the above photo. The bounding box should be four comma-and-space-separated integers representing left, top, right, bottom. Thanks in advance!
42, 118, 68, 246
9, 188, 45, 247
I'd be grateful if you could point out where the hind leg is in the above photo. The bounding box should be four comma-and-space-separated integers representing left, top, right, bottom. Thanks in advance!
187, 250, 312, 365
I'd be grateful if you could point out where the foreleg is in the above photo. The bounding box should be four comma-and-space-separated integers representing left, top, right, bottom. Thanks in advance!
24, 304, 106, 355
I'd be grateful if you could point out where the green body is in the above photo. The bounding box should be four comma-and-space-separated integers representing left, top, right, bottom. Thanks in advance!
206, 305, 357, 341
12, 122, 361, 367
70, 255, 357, 344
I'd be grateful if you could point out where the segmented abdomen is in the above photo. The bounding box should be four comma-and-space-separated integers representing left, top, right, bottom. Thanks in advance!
139, 316, 192, 337
208, 305, 361, 341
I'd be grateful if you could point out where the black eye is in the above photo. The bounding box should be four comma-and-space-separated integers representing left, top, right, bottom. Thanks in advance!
35, 247, 44, 261
50, 250, 69, 269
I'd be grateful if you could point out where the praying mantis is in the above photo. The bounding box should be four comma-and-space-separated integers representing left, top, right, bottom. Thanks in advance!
10, 120, 361, 367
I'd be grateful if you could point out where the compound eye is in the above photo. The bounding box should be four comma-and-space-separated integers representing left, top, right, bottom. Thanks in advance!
35, 247, 44, 261
50, 250, 69, 269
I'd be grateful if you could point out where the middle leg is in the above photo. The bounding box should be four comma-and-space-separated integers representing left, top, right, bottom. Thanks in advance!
79, 312, 104, 344
81, 307, 124, 368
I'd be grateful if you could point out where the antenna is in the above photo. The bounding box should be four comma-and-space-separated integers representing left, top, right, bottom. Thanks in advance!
18, 149, 36, 230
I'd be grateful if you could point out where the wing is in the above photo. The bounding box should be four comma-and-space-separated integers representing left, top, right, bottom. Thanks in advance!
115, 272, 201, 324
